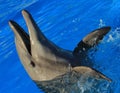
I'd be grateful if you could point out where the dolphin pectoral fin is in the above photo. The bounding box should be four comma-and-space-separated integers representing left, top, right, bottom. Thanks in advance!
73, 26, 111, 54
33, 66, 111, 92
73, 66, 111, 82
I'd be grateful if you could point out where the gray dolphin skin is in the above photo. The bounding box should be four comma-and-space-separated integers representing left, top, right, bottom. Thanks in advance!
35, 66, 111, 93
9, 10, 111, 92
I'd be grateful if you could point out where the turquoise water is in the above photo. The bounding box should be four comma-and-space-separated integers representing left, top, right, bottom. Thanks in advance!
0, 0, 120, 93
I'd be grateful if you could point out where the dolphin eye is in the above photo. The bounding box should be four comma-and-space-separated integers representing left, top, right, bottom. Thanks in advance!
31, 61, 35, 67
85, 41, 89, 43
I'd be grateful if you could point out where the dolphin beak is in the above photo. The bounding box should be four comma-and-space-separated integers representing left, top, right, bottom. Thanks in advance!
22, 10, 47, 43
9, 20, 31, 54
21, 10, 61, 60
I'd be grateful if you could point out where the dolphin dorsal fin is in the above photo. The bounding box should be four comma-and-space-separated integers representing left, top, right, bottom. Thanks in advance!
73, 27, 111, 54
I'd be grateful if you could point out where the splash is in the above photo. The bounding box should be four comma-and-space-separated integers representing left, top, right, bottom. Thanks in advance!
106, 27, 120, 43
99, 19, 105, 28
35, 69, 111, 93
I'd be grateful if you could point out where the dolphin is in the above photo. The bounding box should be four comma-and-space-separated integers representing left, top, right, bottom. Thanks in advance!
9, 10, 111, 82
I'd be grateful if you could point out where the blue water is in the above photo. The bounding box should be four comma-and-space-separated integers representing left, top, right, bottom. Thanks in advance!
0, 0, 120, 93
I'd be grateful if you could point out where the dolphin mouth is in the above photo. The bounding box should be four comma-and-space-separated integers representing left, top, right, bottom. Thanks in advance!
9, 10, 47, 56
9, 20, 31, 54
9, 10, 47, 60
9, 20, 37, 67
